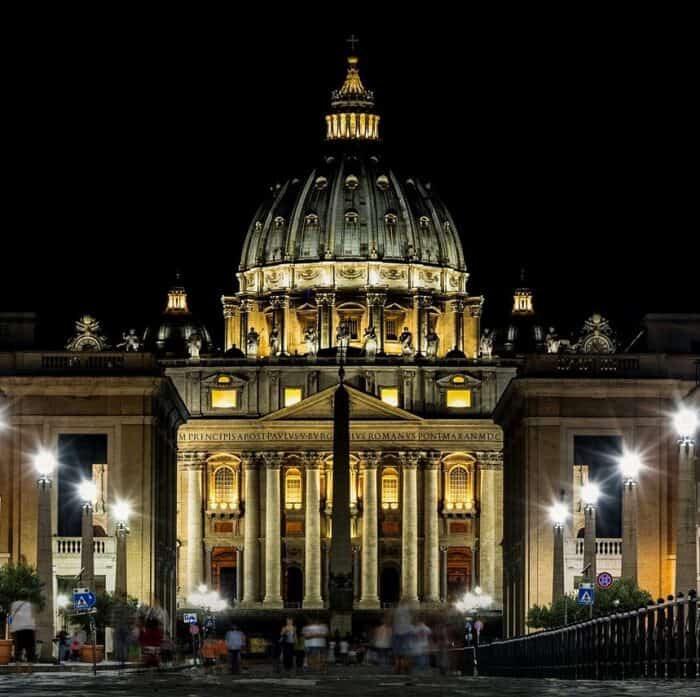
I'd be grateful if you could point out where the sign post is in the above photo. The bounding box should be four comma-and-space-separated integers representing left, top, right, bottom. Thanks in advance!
72, 588, 98, 675
577, 583, 595, 618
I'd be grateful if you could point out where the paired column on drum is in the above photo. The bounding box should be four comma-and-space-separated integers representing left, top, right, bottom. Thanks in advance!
316, 291, 335, 350
414, 294, 432, 356
401, 453, 419, 602
242, 455, 260, 606
366, 291, 387, 354
423, 452, 441, 604
304, 454, 324, 608
239, 298, 253, 354
358, 456, 379, 608
263, 455, 283, 607
270, 293, 289, 355
451, 298, 466, 354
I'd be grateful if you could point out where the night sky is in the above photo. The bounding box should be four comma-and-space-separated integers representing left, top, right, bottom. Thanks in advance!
3, 16, 697, 349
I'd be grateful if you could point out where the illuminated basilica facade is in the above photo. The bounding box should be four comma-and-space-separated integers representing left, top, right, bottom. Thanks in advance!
0, 49, 698, 642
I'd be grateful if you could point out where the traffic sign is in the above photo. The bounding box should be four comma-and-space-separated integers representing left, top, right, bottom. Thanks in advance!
577, 586, 595, 606
73, 588, 97, 613
596, 572, 613, 589
183, 613, 198, 624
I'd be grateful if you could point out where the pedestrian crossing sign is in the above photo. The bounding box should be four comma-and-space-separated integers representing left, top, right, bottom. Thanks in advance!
577, 586, 595, 606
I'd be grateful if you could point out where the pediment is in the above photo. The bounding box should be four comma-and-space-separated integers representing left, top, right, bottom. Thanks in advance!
435, 372, 482, 388
259, 384, 423, 422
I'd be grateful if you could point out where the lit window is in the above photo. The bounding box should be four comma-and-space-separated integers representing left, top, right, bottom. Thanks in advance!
217, 375, 232, 384
448, 466, 469, 507
385, 319, 397, 340
286, 468, 302, 509
452, 375, 465, 384
211, 389, 237, 409
380, 388, 399, 407
446, 389, 471, 408
284, 387, 303, 407
213, 467, 236, 508
381, 468, 399, 509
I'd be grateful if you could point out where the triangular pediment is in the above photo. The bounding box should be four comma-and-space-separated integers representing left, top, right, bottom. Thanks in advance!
259, 384, 423, 422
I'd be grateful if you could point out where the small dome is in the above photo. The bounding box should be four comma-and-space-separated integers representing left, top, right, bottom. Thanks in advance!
143, 279, 212, 356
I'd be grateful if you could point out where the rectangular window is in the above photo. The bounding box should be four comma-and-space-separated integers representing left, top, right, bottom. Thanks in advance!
446, 389, 471, 408
346, 318, 359, 339
380, 387, 399, 407
211, 389, 237, 409
284, 387, 303, 407
385, 319, 397, 340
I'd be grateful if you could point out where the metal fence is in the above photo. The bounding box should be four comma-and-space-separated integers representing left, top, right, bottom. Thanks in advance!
477, 590, 698, 680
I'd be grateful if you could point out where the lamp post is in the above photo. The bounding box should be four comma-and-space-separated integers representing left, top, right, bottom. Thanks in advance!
674, 407, 699, 595
549, 502, 568, 603
78, 480, 97, 592
34, 450, 56, 660
581, 482, 600, 585
618, 450, 642, 584
113, 501, 131, 599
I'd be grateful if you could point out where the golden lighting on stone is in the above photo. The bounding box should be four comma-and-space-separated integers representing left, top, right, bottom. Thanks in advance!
166, 288, 188, 313
447, 389, 471, 408
217, 375, 232, 384
284, 387, 303, 407
512, 289, 534, 315
211, 389, 237, 409
380, 387, 399, 407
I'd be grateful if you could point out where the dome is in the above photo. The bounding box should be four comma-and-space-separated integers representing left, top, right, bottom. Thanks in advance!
239, 151, 466, 273
143, 279, 213, 356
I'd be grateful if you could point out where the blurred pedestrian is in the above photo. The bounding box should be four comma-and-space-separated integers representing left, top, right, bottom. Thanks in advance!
302, 617, 328, 672
413, 618, 432, 670
280, 617, 296, 671
9, 599, 36, 662
225, 624, 245, 674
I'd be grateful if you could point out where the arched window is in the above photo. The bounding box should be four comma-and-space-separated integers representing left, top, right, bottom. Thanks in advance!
285, 468, 302, 509
446, 466, 470, 510
381, 467, 399, 509
213, 467, 236, 508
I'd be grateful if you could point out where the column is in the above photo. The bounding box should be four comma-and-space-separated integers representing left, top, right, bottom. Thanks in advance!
115, 524, 128, 599
235, 547, 243, 604
451, 298, 466, 353
621, 480, 638, 583
304, 454, 323, 608
263, 455, 283, 607
271, 294, 289, 355
477, 453, 503, 604
358, 457, 379, 608
316, 291, 335, 350
35, 477, 54, 659
440, 546, 448, 602
552, 524, 565, 603
204, 547, 212, 586
583, 504, 597, 584
367, 291, 387, 354
81, 501, 95, 592
221, 296, 239, 352
185, 458, 204, 595
464, 300, 483, 359
242, 455, 260, 605
676, 436, 697, 594
401, 453, 419, 602
423, 453, 440, 604
240, 299, 252, 355
414, 295, 430, 355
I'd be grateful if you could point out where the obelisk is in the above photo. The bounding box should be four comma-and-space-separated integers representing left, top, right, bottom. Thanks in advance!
329, 367, 353, 632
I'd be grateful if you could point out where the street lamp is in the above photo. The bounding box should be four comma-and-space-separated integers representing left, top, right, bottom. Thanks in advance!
618, 450, 642, 583
673, 406, 698, 594
581, 482, 600, 585
78, 479, 97, 592
549, 502, 568, 603
34, 449, 57, 660
113, 501, 131, 599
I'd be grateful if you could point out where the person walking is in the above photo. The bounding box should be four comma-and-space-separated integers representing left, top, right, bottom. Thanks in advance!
225, 624, 246, 674
302, 618, 328, 672
279, 617, 296, 671
9, 599, 36, 662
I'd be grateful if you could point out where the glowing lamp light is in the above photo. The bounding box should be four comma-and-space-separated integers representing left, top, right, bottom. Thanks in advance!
618, 451, 643, 483
454, 589, 494, 614
581, 482, 601, 507
78, 480, 97, 505
113, 501, 132, 524
34, 450, 57, 478
549, 502, 568, 527
188, 584, 228, 612
56, 593, 71, 609
674, 407, 699, 441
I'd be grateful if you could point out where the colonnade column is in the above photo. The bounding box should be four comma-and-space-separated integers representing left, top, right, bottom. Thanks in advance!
358, 456, 379, 608
242, 455, 260, 606
263, 454, 283, 607
184, 453, 205, 596
423, 452, 440, 604
675, 431, 697, 594
304, 453, 323, 608
477, 452, 503, 604
401, 452, 419, 602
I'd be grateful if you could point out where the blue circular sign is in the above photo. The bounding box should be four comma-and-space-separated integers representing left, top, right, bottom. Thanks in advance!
597, 571, 613, 589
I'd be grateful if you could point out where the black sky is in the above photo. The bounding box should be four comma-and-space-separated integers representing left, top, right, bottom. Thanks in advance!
3, 13, 697, 349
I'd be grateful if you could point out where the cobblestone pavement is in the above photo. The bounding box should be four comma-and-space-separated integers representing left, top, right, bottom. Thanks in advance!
0, 666, 698, 696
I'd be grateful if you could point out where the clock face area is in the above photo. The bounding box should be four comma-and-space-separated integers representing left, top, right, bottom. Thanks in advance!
583, 335, 613, 354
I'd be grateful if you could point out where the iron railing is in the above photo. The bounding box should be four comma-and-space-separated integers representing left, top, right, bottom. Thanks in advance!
478, 590, 698, 680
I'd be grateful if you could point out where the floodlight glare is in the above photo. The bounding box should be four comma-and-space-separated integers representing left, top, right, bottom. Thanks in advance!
674, 407, 698, 440
581, 482, 601, 507
618, 451, 643, 483
549, 502, 568, 526
34, 450, 57, 478
78, 480, 97, 505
